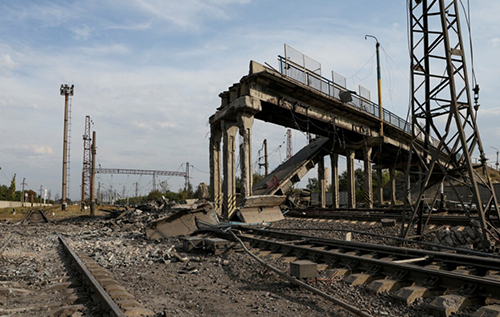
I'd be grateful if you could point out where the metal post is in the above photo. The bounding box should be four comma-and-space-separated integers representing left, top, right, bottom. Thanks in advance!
90, 131, 96, 216
366, 35, 383, 136
185, 162, 190, 191
264, 139, 269, 176
60, 84, 74, 210
21, 178, 26, 207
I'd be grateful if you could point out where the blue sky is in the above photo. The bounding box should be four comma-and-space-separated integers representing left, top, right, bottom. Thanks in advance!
1, 1, 499, 201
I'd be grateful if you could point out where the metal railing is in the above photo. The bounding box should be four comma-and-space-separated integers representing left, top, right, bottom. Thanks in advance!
278, 56, 411, 134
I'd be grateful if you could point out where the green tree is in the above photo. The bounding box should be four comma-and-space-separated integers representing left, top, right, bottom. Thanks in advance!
306, 178, 320, 192
0, 185, 7, 200
147, 190, 163, 201
8, 174, 16, 201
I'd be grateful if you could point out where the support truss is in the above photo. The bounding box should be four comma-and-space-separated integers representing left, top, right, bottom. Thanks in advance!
81, 115, 92, 205
403, 0, 500, 249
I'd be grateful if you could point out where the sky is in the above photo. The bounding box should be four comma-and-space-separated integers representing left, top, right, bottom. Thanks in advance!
1, 1, 500, 202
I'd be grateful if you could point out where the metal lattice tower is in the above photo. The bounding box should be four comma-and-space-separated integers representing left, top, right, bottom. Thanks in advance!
81, 115, 92, 205
404, 0, 500, 248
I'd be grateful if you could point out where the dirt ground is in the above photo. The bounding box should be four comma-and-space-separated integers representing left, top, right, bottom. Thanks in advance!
0, 210, 480, 317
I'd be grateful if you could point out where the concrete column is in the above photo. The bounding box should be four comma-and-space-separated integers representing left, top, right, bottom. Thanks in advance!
318, 157, 326, 208
363, 147, 373, 208
237, 112, 254, 198
330, 153, 339, 209
222, 120, 238, 221
209, 125, 222, 214
406, 169, 412, 204
390, 167, 397, 206
377, 169, 384, 206
346, 149, 356, 209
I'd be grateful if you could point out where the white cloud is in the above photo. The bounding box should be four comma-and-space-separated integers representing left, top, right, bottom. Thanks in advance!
79, 44, 130, 56
71, 25, 91, 41
0, 54, 17, 74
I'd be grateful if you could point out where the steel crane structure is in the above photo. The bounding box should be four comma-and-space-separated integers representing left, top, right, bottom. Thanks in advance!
403, 0, 500, 249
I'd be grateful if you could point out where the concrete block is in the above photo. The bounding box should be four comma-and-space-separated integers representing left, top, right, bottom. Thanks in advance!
290, 260, 317, 279
452, 266, 477, 275
392, 286, 436, 305
181, 236, 204, 252
98, 278, 120, 288
473, 305, 500, 316
366, 279, 402, 294
381, 218, 396, 227
325, 268, 349, 279
204, 238, 232, 255
343, 273, 375, 286
427, 294, 476, 317
281, 256, 297, 263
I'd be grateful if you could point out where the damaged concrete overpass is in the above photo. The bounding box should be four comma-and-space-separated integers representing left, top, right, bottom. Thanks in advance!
209, 55, 445, 221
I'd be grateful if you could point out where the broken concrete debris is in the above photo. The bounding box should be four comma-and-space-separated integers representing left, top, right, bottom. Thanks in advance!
99, 193, 286, 241
145, 203, 219, 240
234, 195, 286, 224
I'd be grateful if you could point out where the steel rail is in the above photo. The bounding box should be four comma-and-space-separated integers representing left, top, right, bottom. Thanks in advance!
239, 227, 500, 266
268, 226, 500, 259
286, 209, 500, 226
229, 230, 373, 317
228, 229, 500, 300
0, 233, 14, 256
57, 232, 126, 317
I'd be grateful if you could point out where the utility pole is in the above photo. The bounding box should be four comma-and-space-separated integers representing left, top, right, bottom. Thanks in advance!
90, 131, 96, 216
365, 35, 383, 136
21, 178, 26, 207
39, 185, 43, 204
264, 140, 268, 176
97, 182, 101, 205
60, 84, 74, 210
185, 162, 190, 191
135, 182, 139, 199
492, 146, 499, 171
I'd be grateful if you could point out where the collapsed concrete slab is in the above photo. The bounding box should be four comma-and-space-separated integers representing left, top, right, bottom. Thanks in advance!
145, 205, 219, 239
234, 195, 285, 224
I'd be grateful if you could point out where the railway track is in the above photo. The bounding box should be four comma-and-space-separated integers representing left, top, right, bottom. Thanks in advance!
0, 229, 153, 316
225, 226, 500, 317
286, 208, 500, 227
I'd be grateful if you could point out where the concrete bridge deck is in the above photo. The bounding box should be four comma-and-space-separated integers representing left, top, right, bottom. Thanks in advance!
209, 59, 445, 218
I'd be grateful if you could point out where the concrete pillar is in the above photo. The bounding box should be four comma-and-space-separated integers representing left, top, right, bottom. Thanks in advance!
237, 112, 254, 198
330, 153, 339, 209
209, 125, 222, 214
377, 169, 384, 206
346, 149, 356, 209
318, 157, 326, 208
390, 167, 397, 206
222, 120, 238, 221
363, 147, 373, 208
406, 169, 412, 204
